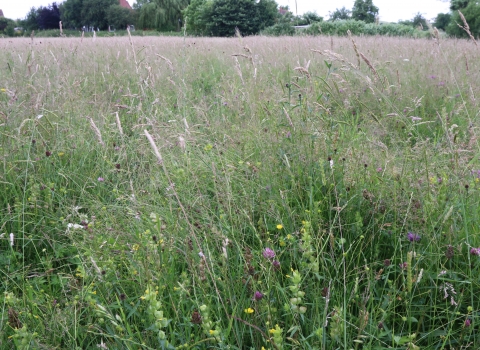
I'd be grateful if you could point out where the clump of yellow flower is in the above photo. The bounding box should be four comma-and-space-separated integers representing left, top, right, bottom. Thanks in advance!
244, 308, 254, 314
276, 224, 283, 230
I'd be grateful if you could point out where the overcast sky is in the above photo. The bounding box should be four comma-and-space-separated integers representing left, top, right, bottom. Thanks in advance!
3, 0, 450, 23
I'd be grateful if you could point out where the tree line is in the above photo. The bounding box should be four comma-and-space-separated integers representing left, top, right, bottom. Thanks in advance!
1, 0, 479, 38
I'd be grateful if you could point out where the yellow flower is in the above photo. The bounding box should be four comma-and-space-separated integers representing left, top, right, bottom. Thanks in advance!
58, 152, 65, 157
209, 330, 215, 335
279, 240, 286, 247
286, 234, 293, 240
0, 88, 6, 92
276, 224, 283, 230
244, 308, 254, 314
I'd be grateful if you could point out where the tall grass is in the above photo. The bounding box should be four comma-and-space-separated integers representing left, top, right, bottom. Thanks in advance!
0, 34, 479, 349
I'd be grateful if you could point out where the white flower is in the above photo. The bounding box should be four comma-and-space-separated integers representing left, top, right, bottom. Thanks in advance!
329, 159, 334, 169
67, 223, 84, 230
9, 233, 14, 246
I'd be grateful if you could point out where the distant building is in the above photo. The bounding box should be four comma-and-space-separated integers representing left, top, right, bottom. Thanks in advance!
0, 9, 4, 17
119, 0, 132, 10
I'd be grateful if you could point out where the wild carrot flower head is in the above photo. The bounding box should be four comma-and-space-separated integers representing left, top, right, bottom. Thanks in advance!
263, 248, 275, 260
407, 232, 421, 242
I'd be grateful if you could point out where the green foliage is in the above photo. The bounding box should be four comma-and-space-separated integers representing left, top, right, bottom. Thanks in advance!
301, 19, 424, 37
136, 0, 189, 31
352, 0, 379, 23
19, 7, 39, 31
446, 1, 480, 38
412, 12, 428, 30
0, 17, 15, 33
183, 0, 212, 34
262, 22, 295, 36
329, 6, 351, 21
81, 0, 117, 29
59, 0, 82, 29
209, 0, 276, 36
106, 5, 135, 30
450, 0, 470, 11
434, 12, 452, 31
295, 11, 323, 26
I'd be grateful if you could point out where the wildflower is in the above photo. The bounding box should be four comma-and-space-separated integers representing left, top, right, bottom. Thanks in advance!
253, 291, 263, 301
410, 116, 422, 122
272, 260, 281, 270
445, 245, 454, 259
262, 247, 275, 260
399, 262, 407, 269
470, 247, 480, 256
383, 259, 391, 267
9, 233, 14, 247
407, 232, 421, 242
276, 224, 283, 230
0, 88, 6, 92
244, 308, 254, 314
465, 319, 471, 327
376, 167, 382, 172
97, 177, 105, 182
45, 151, 51, 157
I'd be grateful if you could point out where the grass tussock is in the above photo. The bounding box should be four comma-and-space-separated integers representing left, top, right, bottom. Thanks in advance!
1, 34, 480, 349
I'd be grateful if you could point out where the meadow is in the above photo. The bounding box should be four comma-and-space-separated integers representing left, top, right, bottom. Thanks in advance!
0, 32, 479, 349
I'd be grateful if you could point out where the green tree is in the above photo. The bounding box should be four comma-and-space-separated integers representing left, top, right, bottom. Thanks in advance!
298, 11, 323, 25
450, 0, 470, 11
411, 12, 428, 30
0, 17, 16, 34
60, 0, 83, 29
106, 5, 134, 30
207, 0, 276, 36
433, 13, 451, 31
446, 1, 480, 38
18, 7, 39, 31
81, 0, 117, 29
351, 0, 378, 23
136, 0, 190, 31
329, 7, 351, 21
183, 0, 211, 33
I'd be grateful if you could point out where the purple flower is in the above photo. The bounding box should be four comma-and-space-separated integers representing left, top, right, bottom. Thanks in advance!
97, 177, 105, 182
272, 260, 281, 270
253, 291, 264, 301
465, 319, 472, 327
399, 262, 407, 269
470, 248, 480, 256
437, 81, 445, 87
407, 232, 421, 242
429, 75, 437, 79
376, 167, 382, 172
263, 248, 275, 260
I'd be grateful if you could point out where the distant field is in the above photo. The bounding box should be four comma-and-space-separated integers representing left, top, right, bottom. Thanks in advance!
1, 34, 479, 349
